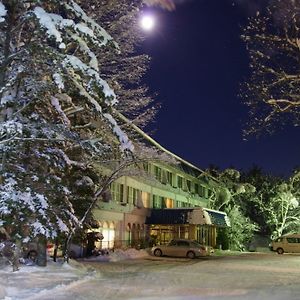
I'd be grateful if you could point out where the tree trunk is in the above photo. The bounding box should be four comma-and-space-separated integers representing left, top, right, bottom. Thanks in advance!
63, 233, 72, 263
12, 240, 20, 272
36, 236, 47, 267
53, 238, 59, 262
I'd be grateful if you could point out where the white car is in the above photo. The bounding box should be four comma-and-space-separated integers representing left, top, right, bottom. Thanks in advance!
151, 239, 212, 259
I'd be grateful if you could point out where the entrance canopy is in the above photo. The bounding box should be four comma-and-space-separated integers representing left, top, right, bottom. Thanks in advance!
205, 208, 230, 227
145, 208, 230, 227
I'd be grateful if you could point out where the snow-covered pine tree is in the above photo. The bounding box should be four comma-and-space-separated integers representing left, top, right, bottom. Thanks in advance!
0, 0, 134, 264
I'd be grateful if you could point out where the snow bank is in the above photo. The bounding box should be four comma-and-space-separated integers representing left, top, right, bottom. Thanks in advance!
109, 248, 149, 262
0, 2, 7, 23
0, 257, 97, 300
83, 248, 150, 262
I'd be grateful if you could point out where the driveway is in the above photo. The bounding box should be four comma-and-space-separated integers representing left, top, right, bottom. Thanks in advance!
3, 251, 300, 299
77, 252, 300, 300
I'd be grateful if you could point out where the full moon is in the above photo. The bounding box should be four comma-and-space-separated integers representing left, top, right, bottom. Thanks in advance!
141, 15, 155, 31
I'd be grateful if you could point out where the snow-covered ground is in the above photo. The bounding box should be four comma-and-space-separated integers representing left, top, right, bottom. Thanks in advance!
2, 250, 300, 300
0, 248, 150, 300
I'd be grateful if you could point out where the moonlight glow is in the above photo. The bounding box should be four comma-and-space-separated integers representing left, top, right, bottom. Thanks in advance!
141, 15, 155, 31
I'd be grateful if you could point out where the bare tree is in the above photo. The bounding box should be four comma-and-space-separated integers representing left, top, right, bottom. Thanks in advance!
144, 0, 176, 11
241, 0, 300, 136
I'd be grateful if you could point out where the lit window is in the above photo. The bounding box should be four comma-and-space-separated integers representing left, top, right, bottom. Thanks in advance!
142, 192, 150, 208
101, 222, 115, 249
165, 198, 174, 208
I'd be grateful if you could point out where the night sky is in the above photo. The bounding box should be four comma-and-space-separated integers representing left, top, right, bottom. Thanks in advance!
141, 0, 300, 177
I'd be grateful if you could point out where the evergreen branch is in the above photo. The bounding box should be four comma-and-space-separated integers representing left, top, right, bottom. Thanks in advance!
0, 136, 69, 144
0, 133, 19, 144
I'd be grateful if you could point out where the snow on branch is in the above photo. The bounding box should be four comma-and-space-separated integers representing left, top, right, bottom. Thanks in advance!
59, 74, 133, 152
0, 179, 42, 216
63, 55, 116, 103
0, 120, 23, 139
33, 7, 66, 49
0, 2, 7, 23
0, 177, 76, 238
31, 220, 53, 237
56, 216, 70, 233
103, 113, 134, 152
54, 149, 86, 169
33, 1, 117, 52
53, 73, 65, 90
0, 67, 24, 100
64, 0, 117, 49
51, 96, 71, 126
68, 32, 99, 71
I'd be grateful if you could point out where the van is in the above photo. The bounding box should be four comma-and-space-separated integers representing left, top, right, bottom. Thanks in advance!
269, 234, 300, 254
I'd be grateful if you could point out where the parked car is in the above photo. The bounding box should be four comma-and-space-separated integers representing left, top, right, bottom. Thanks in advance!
46, 243, 82, 258
22, 241, 82, 261
269, 233, 300, 254
22, 242, 39, 261
151, 239, 213, 259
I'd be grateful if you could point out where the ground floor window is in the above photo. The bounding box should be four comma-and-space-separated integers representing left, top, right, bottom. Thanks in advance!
126, 223, 146, 248
149, 224, 217, 247
92, 221, 115, 250
101, 222, 115, 249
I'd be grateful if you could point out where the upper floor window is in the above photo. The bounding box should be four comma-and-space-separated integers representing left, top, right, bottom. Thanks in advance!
153, 195, 161, 209
177, 176, 183, 189
154, 165, 162, 181
127, 187, 142, 206
194, 183, 199, 195
133, 188, 138, 206
110, 182, 124, 202
141, 191, 150, 208
199, 185, 206, 197
127, 186, 134, 204
186, 180, 191, 191
143, 162, 149, 173
208, 189, 213, 198
165, 198, 174, 208
160, 196, 166, 208
166, 171, 173, 186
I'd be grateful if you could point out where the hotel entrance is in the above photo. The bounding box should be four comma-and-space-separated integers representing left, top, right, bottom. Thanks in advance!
146, 208, 229, 248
